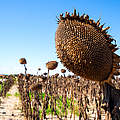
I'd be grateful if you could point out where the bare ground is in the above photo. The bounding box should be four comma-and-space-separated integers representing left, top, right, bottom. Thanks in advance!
0, 85, 25, 120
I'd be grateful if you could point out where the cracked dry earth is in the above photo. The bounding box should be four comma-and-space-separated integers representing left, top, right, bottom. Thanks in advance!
0, 85, 25, 120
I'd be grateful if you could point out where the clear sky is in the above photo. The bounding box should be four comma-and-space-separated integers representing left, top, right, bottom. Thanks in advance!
0, 0, 120, 75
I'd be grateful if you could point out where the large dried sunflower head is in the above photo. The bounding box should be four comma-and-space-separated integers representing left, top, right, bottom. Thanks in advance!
55, 9, 119, 82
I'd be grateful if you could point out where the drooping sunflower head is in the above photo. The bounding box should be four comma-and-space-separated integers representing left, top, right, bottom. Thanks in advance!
46, 61, 58, 70
55, 9, 119, 82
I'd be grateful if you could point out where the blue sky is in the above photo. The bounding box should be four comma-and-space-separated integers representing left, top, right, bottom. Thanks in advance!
0, 0, 120, 75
